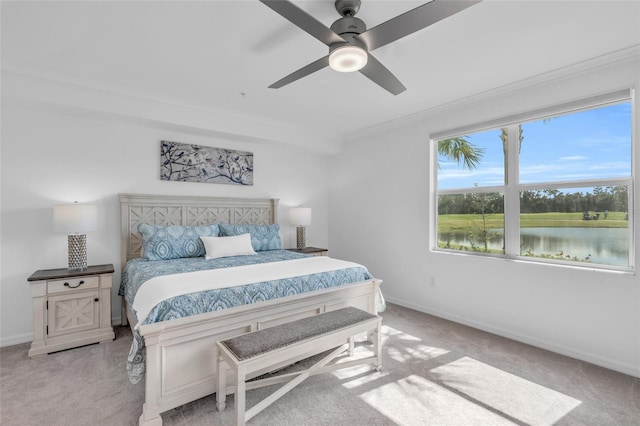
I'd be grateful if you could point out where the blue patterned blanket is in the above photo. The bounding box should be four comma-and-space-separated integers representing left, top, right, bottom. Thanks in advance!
120, 250, 378, 383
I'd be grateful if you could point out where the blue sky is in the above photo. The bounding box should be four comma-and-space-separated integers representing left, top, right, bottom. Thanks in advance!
437, 102, 632, 191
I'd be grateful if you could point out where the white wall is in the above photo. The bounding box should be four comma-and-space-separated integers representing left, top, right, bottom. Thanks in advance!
2, 45, 638, 382
329, 52, 640, 377
0, 95, 330, 346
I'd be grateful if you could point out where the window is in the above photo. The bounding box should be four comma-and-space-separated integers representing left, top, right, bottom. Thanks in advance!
433, 91, 634, 270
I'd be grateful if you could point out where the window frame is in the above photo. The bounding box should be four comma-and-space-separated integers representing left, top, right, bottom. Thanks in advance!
430, 89, 635, 272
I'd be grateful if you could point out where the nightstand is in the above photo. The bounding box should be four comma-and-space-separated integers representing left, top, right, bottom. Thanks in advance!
286, 247, 328, 256
27, 264, 115, 357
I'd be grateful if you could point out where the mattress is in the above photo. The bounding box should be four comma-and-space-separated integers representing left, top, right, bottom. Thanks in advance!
119, 250, 381, 383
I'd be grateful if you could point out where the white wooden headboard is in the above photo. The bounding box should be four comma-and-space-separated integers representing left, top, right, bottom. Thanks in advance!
119, 193, 279, 265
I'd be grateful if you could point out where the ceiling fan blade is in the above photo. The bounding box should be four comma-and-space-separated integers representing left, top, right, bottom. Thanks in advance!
359, 54, 406, 96
357, 0, 482, 51
260, 0, 344, 46
268, 55, 330, 89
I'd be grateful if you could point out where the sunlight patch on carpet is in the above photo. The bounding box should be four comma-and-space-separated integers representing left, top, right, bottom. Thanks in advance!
359, 374, 515, 425
429, 357, 582, 425
337, 367, 388, 388
383, 326, 450, 363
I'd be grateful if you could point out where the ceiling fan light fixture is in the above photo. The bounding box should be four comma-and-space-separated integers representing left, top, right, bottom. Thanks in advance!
329, 45, 368, 73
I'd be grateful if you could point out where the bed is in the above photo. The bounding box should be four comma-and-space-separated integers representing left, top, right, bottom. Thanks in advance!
118, 194, 383, 426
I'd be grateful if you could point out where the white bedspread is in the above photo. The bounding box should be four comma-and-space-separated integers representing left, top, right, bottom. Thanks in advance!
132, 256, 367, 328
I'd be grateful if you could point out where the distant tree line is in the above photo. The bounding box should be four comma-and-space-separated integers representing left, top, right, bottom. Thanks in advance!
439, 186, 628, 215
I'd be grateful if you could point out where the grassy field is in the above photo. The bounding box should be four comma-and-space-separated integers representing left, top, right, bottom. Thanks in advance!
438, 211, 628, 233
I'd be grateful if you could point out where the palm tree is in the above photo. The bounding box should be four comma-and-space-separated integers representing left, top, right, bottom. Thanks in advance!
499, 126, 524, 184
437, 136, 484, 170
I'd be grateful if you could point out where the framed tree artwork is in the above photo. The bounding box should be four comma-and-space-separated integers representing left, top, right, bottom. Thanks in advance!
160, 141, 253, 186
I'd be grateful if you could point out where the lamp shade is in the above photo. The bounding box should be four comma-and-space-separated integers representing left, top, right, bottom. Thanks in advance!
289, 207, 311, 227
53, 203, 97, 234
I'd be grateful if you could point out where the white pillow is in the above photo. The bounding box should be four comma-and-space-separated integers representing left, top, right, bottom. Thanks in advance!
200, 234, 256, 259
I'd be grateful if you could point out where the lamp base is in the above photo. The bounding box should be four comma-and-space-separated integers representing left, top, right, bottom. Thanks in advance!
296, 227, 306, 249
68, 234, 88, 270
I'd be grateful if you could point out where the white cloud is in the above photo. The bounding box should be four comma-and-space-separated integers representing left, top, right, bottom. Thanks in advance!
559, 155, 588, 161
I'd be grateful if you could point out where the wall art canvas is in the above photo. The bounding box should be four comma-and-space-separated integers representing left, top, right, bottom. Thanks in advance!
160, 141, 253, 186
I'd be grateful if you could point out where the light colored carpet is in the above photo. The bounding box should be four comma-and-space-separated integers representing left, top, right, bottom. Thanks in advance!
1, 303, 638, 425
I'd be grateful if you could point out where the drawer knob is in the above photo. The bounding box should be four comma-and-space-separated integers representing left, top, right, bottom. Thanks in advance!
94, 298, 99, 302
63, 280, 85, 289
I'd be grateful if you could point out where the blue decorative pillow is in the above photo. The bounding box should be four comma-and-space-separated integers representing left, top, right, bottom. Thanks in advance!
218, 223, 282, 251
138, 223, 220, 260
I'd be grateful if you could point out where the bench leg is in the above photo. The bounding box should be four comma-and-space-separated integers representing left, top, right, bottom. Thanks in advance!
348, 336, 355, 356
216, 353, 226, 412
235, 365, 247, 426
374, 318, 382, 372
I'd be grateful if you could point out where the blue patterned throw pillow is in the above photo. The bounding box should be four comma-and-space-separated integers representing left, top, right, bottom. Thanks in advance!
138, 223, 220, 260
218, 223, 282, 251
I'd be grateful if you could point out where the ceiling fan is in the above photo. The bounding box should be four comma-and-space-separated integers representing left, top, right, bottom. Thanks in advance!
260, 0, 482, 95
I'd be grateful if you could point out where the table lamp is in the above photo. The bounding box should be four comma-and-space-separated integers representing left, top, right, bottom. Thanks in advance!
289, 207, 311, 249
53, 202, 97, 270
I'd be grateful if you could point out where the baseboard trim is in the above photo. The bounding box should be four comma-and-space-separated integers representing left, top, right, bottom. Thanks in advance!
0, 316, 122, 348
385, 296, 640, 379
0, 332, 32, 347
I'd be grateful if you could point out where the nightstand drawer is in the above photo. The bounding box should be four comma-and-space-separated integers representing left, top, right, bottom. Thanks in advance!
48, 276, 99, 294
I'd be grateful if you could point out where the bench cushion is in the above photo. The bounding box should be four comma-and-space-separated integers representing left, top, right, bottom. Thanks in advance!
220, 307, 377, 361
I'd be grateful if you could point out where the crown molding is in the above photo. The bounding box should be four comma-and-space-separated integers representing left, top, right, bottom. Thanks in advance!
4, 43, 638, 150
1, 62, 344, 155
343, 44, 640, 143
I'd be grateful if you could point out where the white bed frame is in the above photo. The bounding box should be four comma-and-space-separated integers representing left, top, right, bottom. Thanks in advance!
119, 194, 381, 426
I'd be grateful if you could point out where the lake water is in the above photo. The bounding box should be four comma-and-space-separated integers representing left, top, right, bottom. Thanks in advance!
439, 227, 629, 267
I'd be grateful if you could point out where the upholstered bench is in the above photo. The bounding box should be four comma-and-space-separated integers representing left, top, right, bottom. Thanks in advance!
216, 306, 382, 426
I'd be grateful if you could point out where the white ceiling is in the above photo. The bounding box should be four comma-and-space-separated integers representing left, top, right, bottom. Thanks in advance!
2, 0, 639, 143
